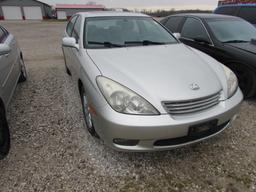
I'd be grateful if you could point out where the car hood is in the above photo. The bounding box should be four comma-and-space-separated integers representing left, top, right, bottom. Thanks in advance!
225, 42, 256, 55
87, 44, 222, 103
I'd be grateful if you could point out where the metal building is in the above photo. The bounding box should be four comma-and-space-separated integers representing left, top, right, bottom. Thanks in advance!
55, 4, 105, 20
0, 0, 52, 20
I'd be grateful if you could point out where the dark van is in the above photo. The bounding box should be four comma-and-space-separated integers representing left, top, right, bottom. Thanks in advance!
214, 4, 256, 26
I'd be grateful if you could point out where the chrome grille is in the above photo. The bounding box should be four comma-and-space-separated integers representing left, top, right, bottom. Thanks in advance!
162, 92, 221, 115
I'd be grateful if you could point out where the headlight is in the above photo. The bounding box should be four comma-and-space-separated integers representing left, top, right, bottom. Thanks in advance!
97, 76, 159, 115
223, 65, 238, 98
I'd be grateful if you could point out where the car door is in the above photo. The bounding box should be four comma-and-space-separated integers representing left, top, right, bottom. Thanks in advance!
0, 26, 20, 106
62, 15, 78, 75
69, 15, 82, 81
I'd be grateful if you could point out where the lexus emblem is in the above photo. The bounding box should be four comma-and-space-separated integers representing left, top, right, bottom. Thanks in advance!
190, 83, 200, 91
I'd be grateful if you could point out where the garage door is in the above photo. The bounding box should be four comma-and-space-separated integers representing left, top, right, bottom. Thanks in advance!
57, 11, 67, 20
2, 6, 22, 20
23, 6, 43, 20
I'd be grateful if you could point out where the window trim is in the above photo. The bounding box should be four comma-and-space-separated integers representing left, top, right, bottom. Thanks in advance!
180, 16, 214, 46
66, 15, 78, 37
71, 15, 82, 43
0, 26, 9, 43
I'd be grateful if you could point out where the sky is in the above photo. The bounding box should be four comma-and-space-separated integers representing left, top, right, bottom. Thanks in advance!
41, 0, 218, 10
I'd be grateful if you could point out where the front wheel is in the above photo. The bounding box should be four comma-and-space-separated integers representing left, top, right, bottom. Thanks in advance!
80, 86, 99, 138
18, 58, 27, 83
65, 64, 71, 76
0, 109, 10, 160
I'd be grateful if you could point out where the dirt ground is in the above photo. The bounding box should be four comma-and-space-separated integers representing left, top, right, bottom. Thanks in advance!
0, 21, 255, 192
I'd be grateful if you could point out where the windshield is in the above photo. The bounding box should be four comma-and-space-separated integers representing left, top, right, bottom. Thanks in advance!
207, 19, 256, 43
84, 17, 178, 48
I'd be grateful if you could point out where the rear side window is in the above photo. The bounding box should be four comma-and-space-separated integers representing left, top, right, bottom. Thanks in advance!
215, 6, 238, 15
238, 7, 256, 24
164, 17, 183, 32
66, 16, 78, 36
181, 18, 210, 41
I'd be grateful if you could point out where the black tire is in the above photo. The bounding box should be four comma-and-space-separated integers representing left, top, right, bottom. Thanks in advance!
65, 64, 71, 76
80, 86, 99, 138
63, 53, 71, 76
0, 108, 10, 160
228, 64, 256, 98
18, 58, 27, 83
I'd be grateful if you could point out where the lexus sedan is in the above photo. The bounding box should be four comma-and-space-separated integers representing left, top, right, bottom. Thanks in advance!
62, 12, 243, 152
0, 25, 27, 159
161, 14, 256, 98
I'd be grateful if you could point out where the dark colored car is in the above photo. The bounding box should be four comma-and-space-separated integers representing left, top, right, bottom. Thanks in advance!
214, 4, 256, 27
160, 14, 256, 98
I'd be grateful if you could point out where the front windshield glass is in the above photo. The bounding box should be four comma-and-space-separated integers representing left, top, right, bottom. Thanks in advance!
85, 17, 178, 48
207, 19, 256, 43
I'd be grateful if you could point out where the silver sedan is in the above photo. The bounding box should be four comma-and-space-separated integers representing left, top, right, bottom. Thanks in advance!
62, 12, 243, 152
0, 25, 27, 159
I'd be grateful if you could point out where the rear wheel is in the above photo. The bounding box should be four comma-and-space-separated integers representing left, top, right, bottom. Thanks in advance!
18, 58, 27, 83
228, 64, 256, 98
80, 86, 99, 138
0, 108, 10, 160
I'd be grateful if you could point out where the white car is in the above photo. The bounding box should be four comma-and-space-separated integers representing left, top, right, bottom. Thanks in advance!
0, 25, 27, 159
62, 12, 243, 152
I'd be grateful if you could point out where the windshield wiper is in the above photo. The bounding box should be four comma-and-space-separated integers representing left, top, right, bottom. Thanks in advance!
125, 40, 167, 46
223, 40, 249, 43
88, 41, 124, 48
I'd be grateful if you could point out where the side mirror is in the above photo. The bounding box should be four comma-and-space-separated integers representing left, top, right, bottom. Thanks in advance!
62, 37, 79, 50
0, 44, 11, 56
173, 33, 181, 40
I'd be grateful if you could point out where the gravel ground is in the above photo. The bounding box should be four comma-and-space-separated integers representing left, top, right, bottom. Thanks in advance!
0, 21, 255, 192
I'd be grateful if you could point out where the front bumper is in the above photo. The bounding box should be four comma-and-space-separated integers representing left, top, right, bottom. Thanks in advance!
93, 89, 243, 152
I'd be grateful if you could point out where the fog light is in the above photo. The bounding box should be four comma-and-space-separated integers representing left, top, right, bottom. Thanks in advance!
113, 138, 139, 146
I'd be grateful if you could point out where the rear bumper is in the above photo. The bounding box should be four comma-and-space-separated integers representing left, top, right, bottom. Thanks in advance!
93, 89, 243, 152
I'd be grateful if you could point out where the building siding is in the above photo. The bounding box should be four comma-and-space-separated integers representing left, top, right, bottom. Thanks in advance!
0, 0, 52, 20
56, 8, 104, 19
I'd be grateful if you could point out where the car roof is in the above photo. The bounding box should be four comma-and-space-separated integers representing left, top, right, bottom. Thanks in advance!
170, 13, 239, 19
77, 11, 150, 18
217, 4, 256, 8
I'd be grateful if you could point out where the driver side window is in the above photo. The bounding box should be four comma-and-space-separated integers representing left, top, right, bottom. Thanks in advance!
181, 18, 210, 42
66, 16, 78, 36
